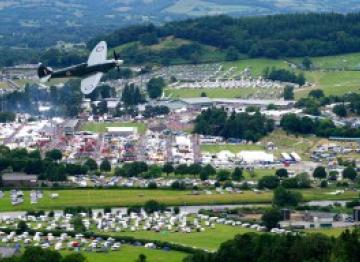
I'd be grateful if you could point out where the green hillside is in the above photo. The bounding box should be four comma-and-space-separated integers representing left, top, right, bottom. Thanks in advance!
109, 36, 227, 65
166, 52, 360, 100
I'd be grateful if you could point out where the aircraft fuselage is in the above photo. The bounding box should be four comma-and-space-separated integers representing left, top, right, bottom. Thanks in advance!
50, 60, 117, 79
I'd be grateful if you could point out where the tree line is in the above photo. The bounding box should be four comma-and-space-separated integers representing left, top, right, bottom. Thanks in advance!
280, 113, 360, 138
185, 228, 360, 262
0, 112, 15, 123
0, 47, 88, 67
193, 108, 274, 142
6, 13, 360, 67
297, 89, 360, 117
88, 13, 360, 65
0, 146, 112, 183
263, 67, 305, 86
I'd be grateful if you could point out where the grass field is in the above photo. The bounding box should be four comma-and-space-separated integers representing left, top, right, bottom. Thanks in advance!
81, 121, 147, 134
200, 144, 263, 153
164, 0, 266, 16
303, 227, 350, 237
296, 70, 360, 98
104, 225, 256, 251
261, 129, 319, 160
110, 37, 191, 54
110, 36, 226, 65
165, 87, 259, 99
242, 169, 276, 181
0, 189, 358, 212
63, 245, 187, 262
150, 36, 191, 51
223, 58, 288, 76
291, 52, 360, 70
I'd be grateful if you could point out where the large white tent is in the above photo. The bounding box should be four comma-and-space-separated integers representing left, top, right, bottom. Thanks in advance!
237, 150, 274, 164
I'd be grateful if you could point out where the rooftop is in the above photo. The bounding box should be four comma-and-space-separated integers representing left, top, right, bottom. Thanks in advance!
181, 97, 213, 105
180, 97, 295, 107
2, 174, 38, 181
64, 119, 79, 129
106, 127, 138, 133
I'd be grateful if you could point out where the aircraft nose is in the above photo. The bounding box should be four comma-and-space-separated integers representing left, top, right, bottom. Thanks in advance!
116, 60, 124, 65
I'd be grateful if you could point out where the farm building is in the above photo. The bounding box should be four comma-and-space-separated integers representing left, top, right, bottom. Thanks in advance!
63, 119, 79, 135
2, 174, 38, 187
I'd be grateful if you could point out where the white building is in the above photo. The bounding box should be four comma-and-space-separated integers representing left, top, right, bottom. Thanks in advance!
106, 127, 138, 137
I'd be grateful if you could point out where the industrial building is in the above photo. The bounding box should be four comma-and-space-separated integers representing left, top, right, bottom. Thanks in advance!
2, 174, 38, 187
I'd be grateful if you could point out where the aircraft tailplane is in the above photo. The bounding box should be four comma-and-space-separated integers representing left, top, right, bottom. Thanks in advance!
37, 64, 53, 81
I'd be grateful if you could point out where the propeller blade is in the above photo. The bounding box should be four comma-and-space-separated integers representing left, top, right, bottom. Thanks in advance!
114, 50, 118, 60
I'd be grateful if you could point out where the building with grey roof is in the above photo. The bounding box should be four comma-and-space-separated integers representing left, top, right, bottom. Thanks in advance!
2, 173, 38, 187
63, 119, 79, 135
180, 97, 295, 109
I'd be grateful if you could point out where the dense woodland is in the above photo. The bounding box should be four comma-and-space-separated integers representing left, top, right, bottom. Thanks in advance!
263, 67, 306, 86
0, 146, 115, 182
89, 13, 360, 65
280, 113, 360, 137
296, 89, 360, 117
6, 13, 360, 67
0, 48, 88, 67
193, 105, 360, 140
184, 229, 360, 262
193, 108, 274, 142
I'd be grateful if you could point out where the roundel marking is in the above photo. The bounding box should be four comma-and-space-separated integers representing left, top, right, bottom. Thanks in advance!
96, 46, 105, 52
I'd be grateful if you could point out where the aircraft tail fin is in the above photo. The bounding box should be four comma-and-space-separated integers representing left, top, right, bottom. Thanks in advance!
37, 64, 53, 81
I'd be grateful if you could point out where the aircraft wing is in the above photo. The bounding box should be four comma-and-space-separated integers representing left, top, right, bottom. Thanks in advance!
81, 72, 103, 94
87, 41, 107, 66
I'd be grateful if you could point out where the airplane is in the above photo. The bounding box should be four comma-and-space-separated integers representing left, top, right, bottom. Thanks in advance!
37, 41, 123, 94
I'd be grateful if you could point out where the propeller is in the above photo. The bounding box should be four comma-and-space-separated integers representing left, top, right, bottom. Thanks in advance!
113, 50, 119, 60
113, 51, 122, 72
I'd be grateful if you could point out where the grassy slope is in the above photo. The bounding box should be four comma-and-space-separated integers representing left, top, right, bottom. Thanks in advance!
110, 36, 226, 64
164, 0, 264, 16
290, 52, 360, 70
303, 227, 350, 237
165, 87, 258, 99
223, 58, 288, 76
260, 129, 319, 160
296, 70, 360, 98
166, 52, 360, 99
103, 225, 256, 251
0, 189, 358, 212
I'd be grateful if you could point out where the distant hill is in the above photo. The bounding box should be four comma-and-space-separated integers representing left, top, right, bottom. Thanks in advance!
4, 12, 360, 67
89, 13, 360, 66
3, 0, 360, 48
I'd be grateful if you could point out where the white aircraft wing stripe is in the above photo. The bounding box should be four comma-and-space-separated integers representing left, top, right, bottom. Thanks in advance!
87, 41, 107, 65
81, 72, 103, 95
